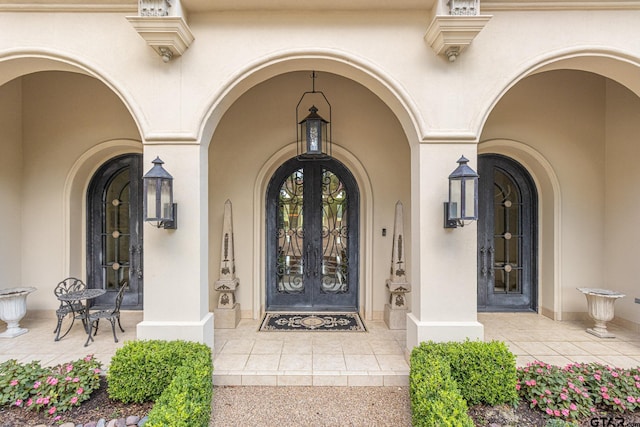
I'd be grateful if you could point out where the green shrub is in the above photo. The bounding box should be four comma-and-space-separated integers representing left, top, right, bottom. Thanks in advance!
410, 348, 473, 427
416, 340, 518, 406
107, 340, 213, 427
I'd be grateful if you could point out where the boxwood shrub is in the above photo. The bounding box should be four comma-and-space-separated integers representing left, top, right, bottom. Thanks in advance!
410, 350, 473, 427
107, 340, 213, 427
410, 340, 518, 426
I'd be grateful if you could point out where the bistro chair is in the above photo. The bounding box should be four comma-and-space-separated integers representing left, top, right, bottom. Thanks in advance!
84, 284, 126, 347
53, 277, 87, 341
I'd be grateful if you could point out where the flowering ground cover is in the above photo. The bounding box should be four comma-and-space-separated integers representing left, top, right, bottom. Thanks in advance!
517, 360, 640, 425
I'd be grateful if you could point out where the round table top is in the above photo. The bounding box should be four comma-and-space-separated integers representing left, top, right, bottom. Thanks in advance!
57, 288, 106, 301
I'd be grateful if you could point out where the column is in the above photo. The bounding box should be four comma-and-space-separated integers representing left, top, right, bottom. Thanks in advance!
406, 143, 484, 351
137, 143, 214, 349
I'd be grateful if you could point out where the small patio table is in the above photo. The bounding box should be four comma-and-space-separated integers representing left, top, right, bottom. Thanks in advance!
56, 288, 106, 343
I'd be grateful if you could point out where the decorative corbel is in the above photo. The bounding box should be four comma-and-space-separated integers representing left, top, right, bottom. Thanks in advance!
424, 0, 491, 62
127, 0, 194, 63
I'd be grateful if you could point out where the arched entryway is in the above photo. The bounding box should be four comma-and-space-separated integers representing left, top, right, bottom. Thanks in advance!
265, 156, 360, 312
477, 154, 537, 312
87, 154, 143, 309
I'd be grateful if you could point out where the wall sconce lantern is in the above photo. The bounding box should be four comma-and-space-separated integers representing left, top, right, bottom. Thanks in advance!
143, 157, 177, 229
444, 155, 479, 228
296, 71, 332, 159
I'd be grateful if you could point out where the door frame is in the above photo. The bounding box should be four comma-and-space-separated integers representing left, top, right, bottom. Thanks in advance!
477, 154, 538, 312
265, 156, 360, 312
87, 153, 143, 309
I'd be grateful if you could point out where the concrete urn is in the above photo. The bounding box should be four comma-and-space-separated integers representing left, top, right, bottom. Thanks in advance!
0, 287, 36, 338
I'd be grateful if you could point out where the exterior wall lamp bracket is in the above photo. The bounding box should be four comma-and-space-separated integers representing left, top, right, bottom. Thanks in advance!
444, 155, 479, 229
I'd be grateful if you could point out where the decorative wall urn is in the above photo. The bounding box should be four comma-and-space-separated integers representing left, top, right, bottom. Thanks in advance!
0, 287, 36, 338
577, 288, 625, 338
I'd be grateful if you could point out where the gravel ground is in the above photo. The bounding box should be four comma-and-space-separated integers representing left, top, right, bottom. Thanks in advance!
210, 386, 412, 427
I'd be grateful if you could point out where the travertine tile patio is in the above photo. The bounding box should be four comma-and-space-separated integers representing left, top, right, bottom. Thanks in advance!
0, 310, 637, 388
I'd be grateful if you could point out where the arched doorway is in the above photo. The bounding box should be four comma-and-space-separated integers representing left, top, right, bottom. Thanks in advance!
477, 154, 537, 312
266, 156, 360, 312
87, 154, 143, 309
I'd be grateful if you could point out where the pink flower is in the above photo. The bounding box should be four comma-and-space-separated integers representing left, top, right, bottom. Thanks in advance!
636, 382, 640, 388
54, 416, 61, 422
26, 398, 33, 407
33, 381, 41, 389
94, 368, 101, 374
47, 377, 59, 386
603, 392, 610, 400
546, 408, 553, 415
532, 398, 538, 406
590, 407, 597, 413
36, 397, 43, 405
614, 398, 622, 405
545, 389, 551, 395
65, 376, 73, 382
14, 399, 22, 406
561, 409, 570, 417
583, 392, 589, 398
9, 379, 18, 386
516, 384, 521, 390
612, 371, 619, 378
72, 377, 80, 383
594, 374, 601, 380
66, 364, 73, 373
627, 396, 636, 403
76, 388, 84, 395
560, 393, 567, 401
70, 396, 78, 404
601, 386, 608, 392
48, 406, 56, 415
570, 403, 577, 411
84, 355, 93, 362
578, 375, 585, 382
554, 410, 561, 417
42, 396, 50, 405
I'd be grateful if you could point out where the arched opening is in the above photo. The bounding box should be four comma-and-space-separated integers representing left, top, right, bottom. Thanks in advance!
265, 156, 360, 311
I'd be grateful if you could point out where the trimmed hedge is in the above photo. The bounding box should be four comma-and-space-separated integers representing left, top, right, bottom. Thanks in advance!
410, 350, 473, 427
410, 340, 518, 426
107, 340, 213, 427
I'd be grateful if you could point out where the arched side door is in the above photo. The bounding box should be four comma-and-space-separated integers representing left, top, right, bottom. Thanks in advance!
266, 157, 360, 312
477, 154, 537, 312
87, 154, 143, 309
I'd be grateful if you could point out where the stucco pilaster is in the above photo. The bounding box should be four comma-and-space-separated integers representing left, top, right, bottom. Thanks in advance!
406, 142, 483, 351
137, 142, 213, 349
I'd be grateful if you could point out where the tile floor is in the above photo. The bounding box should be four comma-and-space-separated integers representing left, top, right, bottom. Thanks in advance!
0, 310, 638, 388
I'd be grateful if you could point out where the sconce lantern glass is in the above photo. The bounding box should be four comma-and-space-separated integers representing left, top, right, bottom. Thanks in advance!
444, 155, 478, 228
142, 156, 177, 229
296, 71, 332, 160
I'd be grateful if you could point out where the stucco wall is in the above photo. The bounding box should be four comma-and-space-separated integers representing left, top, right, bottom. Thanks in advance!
208, 71, 410, 318
15, 72, 139, 309
604, 79, 640, 328
481, 69, 640, 325
0, 78, 23, 287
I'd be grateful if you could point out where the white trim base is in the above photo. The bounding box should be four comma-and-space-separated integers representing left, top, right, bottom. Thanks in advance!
137, 312, 214, 349
406, 313, 484, 351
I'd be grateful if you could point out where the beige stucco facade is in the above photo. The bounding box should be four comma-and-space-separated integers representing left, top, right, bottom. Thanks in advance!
1, 0, 640, 352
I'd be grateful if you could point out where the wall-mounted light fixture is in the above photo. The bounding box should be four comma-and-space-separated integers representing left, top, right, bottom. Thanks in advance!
444, 155, 478, 228
143, 157, 177, 229
296, 71, 332, 160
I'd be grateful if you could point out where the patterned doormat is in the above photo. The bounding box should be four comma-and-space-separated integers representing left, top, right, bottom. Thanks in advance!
259, 312, 366, 332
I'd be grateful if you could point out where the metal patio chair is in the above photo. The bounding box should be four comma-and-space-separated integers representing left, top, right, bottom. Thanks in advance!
84, 284, 126, 347
53, 277, 87, 341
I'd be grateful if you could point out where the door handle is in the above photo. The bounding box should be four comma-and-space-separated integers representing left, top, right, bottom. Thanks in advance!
314, 247, 319, 276
488, 246, 495, 277
480, 246, 487, 277
305, 243, 312, 278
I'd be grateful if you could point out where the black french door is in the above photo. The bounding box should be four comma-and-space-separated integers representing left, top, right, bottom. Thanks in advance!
477, 154, 537, 311
266, 157, 359, 311
87, 154, 143, 309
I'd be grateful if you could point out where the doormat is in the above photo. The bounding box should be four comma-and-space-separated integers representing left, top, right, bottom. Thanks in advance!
259, 312, 366, 332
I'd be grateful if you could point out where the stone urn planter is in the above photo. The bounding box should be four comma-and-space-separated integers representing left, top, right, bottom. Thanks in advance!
577, 287, 625, 338
0, 287, 36, 338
